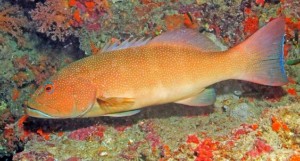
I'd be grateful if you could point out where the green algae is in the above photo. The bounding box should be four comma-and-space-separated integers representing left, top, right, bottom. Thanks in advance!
286, 59, 300, 65
0, 101, 7, 115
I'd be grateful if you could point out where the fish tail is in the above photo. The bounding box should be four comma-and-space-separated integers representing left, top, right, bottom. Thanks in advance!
233, 16, 288, 86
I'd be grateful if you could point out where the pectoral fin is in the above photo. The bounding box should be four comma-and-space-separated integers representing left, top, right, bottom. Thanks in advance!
96, 97, 139, 117
96, 97, 135, 112
175, 88, 216, 107
104, 110, 141, 117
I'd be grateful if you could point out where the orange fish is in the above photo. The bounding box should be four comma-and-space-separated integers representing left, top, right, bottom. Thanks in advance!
26, 17, 287, 118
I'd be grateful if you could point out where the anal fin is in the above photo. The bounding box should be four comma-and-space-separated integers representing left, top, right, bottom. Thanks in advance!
175, 88, 216, 107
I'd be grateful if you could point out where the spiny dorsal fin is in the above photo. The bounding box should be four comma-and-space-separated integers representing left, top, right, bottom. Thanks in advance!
148, 28, 222, 52
101, 37, 151, 52
101, 28, 223, 53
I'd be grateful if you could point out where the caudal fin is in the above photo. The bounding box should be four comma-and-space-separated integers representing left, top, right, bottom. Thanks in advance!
234, 17, 288, 86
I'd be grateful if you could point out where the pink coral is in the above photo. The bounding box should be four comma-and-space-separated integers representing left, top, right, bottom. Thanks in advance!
232, 124, 258, 139
246, 139, 272, 158
68, 125, 105, 141
256, 0, 265, 6
13, 151, 55, 161
30, 0, 74, 41
30, 0, 109, 41
139, 121, 162, 149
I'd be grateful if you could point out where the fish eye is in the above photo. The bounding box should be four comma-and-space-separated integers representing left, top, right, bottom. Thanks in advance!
44, 82, 54, 94
45, 85, 52, 91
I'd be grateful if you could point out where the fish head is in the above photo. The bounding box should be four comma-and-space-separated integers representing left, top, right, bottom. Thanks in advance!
26, 75, 96, 119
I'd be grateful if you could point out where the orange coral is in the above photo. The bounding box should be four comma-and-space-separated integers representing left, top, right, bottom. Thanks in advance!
164, 14, 184, 30
287, 88, 298, 96
18, 115, 32, 141
183, 13, 198, 29
195, 138, 218, 160
251, 124, 259, 130
85, 1, 96, 11
244, 16, 259, 35
90, 41, 100, 55
282, 123, 290, 131
285, 17, 300, 30
290, 155, 300, 161
162, 145, 171, 157
271, 116, 290, 132
12, 88, 20, 101
271, 116, 280, 132
285, 17, 300, 40
255, 0, 265, 6
244, 7, 251, 15
284, 44, 291, 57
18, 115, 28, 129
187, 134, 200, 144
73, 9, 82, 22
272, 121, 281, 132
37, 128, 50, 140
0, 3, 27, 46
69, 0, 77, 6
57, 131, 64, 137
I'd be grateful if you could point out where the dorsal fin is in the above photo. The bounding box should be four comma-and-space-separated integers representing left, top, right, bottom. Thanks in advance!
101, 37, 151, 52
148, 28, 222, 52
101, 28, 223, 53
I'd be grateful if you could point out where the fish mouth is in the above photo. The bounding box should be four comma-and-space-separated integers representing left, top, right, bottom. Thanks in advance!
25, 106, 55, 118
26, 99, 56, 119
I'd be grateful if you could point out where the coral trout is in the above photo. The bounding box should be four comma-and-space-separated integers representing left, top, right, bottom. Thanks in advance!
26, 17, 287, 118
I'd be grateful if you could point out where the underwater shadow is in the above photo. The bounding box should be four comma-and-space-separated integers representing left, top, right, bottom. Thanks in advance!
139, 103, 214, 119
215, 80, 287, 101
238, 82, 287, 101
23, 103, 214, 132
